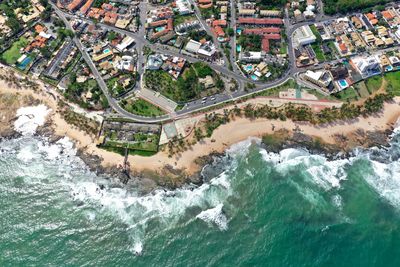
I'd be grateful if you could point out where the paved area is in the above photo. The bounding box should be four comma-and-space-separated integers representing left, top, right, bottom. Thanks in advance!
136, 88, 178, 113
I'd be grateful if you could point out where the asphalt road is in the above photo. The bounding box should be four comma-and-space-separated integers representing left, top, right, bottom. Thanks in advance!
50, 2, 343, 123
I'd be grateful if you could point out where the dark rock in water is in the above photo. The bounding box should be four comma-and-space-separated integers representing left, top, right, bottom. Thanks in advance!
99, 184, 105, 190
77, 201, 84, 207
0, 129, 21, 140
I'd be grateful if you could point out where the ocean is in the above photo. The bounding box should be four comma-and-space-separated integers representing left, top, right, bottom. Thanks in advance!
1, 105, 400, 266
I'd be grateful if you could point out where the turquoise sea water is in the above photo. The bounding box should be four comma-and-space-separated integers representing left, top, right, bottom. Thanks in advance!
2, 122, 400, 266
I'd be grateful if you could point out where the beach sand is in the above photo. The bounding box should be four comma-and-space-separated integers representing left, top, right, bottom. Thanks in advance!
1, 67, 400, 177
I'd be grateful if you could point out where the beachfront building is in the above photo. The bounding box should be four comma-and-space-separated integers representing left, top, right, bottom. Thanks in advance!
303, 70, 333, 88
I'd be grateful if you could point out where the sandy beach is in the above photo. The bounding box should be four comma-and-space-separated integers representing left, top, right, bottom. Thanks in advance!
1, 67, 400, 177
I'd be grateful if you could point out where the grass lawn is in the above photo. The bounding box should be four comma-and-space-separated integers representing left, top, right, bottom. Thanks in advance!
280, 44, 288, 55
2, 37, 29, 65
365, 75, 383, 94
354, 81, 370, 98
174, 15, 197, 26
311, 43, 325, 62
121, 98, 166, 117
383, 71, 400, 96
310, 25, 322, 41
333, 87, 359, 102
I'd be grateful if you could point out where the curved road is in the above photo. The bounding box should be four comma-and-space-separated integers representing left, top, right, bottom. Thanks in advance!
51, 2, 335, 123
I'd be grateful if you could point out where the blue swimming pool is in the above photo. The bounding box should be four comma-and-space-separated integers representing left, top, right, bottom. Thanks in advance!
250, 74, 258, 81
236, 45, 242, 52
155, 26, 166, 32
236, 28, 242, 35
18, 57, 32, 70
386, 65, 393, 72
244, 64, 253, 72
103, 48, 111, 54
338, 79, 348, 88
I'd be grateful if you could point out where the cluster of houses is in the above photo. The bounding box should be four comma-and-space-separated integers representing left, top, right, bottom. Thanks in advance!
0, 0, 45, 37
301, 49, 400, 94
15, 24, 55, 72
146, 54, 187, 79
236, 1, 284, 54
145, 5, 198, 43
76, 21, 138, 93
294, 6, 400, 68
203, 0, 231, 42
291, 0, 319, 22
58, 0, 139, 31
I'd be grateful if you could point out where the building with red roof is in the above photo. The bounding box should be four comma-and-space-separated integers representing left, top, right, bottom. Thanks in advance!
67, 0, 87, 11
243, 27, 281, 35
212, 20, 227, 27
238, 18, 283, 25
80, 0, 94, 14
214, 26, 225, 37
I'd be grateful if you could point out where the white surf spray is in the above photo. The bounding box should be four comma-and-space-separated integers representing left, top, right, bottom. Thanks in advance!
196, 204, 228, 231
260, 148, 351, 191
14, 105, 50, 135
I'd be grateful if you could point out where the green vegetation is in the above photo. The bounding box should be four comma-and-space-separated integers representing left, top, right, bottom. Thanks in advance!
2, 37, 29, 65
144, 62, 224, 102
365, 75, 383, 94
333, 87, 359, 102
311, 43, 326, 62
101, 129, 160, 155
64, 72, 108, 110
0, 0, 33, 34
173, 15, 197, 26
323, 0, 391, 15
106, 74, 135, 97
384, 72, 400, 96
120, 98, 166, 117
237, 35, 262, 52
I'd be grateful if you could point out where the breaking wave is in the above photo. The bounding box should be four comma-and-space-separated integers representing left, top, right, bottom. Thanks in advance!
3, 104, 400, 256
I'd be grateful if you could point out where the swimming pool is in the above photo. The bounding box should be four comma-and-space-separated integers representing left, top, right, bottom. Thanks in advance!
236, 45, 241, 52
155, 26, 166, 32
244, 64, 253, 72
250, 74, 258, 81
103, 48, 111, 54
18, 57, 32, 70
386, 65, 393, 72
236, 28, 242, 35
338, 79, 348, 88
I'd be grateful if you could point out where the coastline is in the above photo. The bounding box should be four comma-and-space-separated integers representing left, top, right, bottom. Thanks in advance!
1, 69, 400, 187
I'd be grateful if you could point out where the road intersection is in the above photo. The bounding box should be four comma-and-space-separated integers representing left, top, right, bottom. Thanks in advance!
50, 1, 343, 123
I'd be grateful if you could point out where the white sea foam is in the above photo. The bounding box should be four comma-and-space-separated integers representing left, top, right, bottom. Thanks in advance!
332, 194, 343, 210
260, 147, 350, 190
363, 159, 400, 207
130, 242, 143, 256
14, 105, 50, 135
225, 137, 260, 157
196, 204, 228, 231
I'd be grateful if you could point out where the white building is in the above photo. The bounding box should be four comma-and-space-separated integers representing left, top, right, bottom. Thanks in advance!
185, 39, 202, 54
239, 51, 263, 63
293, 25, 317, 47
116, 36, 135, 52
304, 70, 332, 87
175, 0, 193, 15
355, 56, 381, 77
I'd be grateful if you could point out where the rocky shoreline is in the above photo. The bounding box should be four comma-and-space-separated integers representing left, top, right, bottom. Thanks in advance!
1, 112, 398, 193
